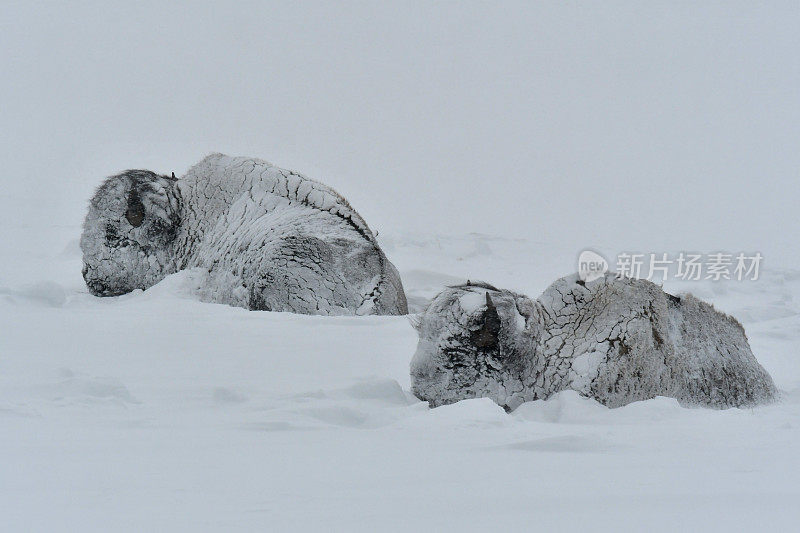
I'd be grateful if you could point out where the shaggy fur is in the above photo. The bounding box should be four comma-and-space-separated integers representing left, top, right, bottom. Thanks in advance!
411, 275, 777, 410
81, 154, 408, 315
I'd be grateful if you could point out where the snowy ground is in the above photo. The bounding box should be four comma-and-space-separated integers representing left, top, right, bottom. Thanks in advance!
1, 226, 799, 531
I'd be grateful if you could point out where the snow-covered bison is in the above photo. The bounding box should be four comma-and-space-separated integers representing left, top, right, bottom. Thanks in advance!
80, 153, 408, 315
410, 274, 777, 410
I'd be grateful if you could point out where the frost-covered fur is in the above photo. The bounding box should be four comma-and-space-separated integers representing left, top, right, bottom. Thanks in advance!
81, 154, 408, 315
411, 275, 777, 410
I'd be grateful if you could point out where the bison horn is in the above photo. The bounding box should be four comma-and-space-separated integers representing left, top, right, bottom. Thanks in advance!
474, 292, 501, 349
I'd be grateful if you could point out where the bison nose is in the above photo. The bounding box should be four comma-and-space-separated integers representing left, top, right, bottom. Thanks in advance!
83, 272, 128, 297
82, 269, 111, 296
85, 279, 109, 296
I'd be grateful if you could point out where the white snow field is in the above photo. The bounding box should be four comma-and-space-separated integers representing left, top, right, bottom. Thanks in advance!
1, 228, 799, 531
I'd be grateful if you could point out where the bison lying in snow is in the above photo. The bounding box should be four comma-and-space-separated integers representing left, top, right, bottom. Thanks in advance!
410, 274, 776, 410
80, 153, 407, 315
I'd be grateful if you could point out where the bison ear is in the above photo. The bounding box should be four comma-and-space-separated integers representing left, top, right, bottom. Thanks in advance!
474, 292, 501, 349
171, 172, 176, 179
125, 187, 145, 227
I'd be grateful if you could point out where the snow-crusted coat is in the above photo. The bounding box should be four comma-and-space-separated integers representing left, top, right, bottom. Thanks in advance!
80, 153, 408, 315
410, 275, 776, 410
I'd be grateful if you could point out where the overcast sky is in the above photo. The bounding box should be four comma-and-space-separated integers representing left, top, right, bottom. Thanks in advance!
2, 1, 798, 264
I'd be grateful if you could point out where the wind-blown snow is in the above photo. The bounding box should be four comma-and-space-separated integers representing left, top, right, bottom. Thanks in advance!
1, 229, 799, 531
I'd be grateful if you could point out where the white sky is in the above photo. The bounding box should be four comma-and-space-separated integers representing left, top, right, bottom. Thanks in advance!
2, 1, 798, 263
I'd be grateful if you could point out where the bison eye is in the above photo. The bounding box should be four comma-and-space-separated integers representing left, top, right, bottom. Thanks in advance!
125, 189, 145, 227
126, 205, 144, 227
